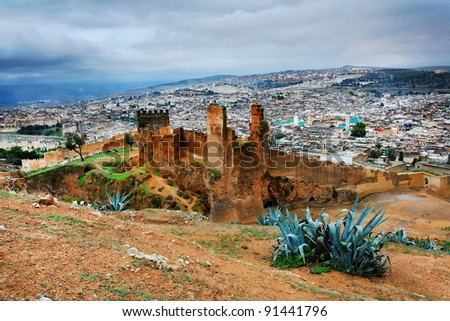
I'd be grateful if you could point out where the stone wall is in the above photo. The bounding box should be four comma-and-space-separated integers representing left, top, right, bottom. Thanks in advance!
180, 129, 207, 161
137, 109, 170, 132
425, 173, 450, 198
21, 158, 47, 172
416, 163, 450, 176
21, 133, 125, 172
134, 102, 450, 223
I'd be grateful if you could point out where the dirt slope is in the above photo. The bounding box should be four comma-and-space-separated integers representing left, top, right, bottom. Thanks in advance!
0, 191, 449, 301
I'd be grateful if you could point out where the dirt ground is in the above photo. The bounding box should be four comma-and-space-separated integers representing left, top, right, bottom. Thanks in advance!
0, 189, 449, 301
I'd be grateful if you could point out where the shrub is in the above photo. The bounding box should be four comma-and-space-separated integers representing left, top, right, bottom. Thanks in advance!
271, 253, 307, 270
310, 265, 331, 274
151, 196, 162, 208
168, 201, 180, 210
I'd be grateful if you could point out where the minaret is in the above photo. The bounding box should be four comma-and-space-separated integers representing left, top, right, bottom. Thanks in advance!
294, 114, 299, 125
345, 112, 350, 130
308, 114, 313, 125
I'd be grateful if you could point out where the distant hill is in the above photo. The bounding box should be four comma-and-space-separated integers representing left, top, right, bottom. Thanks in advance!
336, 68, 450, 91
123, 75, 236, 95
413, 66, 450, 72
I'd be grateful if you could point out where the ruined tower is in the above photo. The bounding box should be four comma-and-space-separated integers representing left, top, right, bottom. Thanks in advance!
136, 109, 172, 166
206, 101, 228, 174
249, 103, 268, 144
137, 109, 170, 132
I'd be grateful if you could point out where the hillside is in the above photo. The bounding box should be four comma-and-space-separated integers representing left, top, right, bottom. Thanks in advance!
1, 190, 449, 301
24, 148, 210, 214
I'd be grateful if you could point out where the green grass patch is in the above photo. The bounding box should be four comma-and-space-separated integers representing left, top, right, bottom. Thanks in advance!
413, 169, 440, 176
38, 213, 86, 226
166, 228, 189, 236
132, 258, 152, 267
197, 235, 244, 258
310, 265, 331, 274
239, 226, 278, 240
0, 191, 14, 199
435, 240, 450, 252
139, 183, 152, 195
151, 167, 162, 177
271, 254, 306, 269
77, 172, 90, 186
209, 168, 222, 178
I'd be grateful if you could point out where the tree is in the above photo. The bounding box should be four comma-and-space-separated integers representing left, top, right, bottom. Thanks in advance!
124, 132, 135, 150
1, 146, 43, 165
369, 142, 383, 159
65, 133, 86, 161
385, 148, 397, 162
351, 122, 366, 137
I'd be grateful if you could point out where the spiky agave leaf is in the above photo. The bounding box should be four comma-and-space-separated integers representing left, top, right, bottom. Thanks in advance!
323, 199, 390, 276
105, 190, 131, 211
258, 207, 282, 226
272, 208, 309, 264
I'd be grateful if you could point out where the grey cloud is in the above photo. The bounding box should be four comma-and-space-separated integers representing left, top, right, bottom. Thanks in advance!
0, 0, 449, 84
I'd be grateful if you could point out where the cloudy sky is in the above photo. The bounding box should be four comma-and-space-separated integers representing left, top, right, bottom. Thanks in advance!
1, 0, 449, 85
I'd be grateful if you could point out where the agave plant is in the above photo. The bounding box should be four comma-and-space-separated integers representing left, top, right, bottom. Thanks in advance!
302, 208, 330, 245
105, 190, 131, 211
258, 207, 282, 226
386, 228, 416, 246
413, 237, 438, 251
321, 199, 391, 276
273, 208, 309, 264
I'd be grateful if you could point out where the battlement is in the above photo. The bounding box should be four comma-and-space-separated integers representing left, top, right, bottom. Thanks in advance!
137, 109, 169, 116
137, 109, 170, 132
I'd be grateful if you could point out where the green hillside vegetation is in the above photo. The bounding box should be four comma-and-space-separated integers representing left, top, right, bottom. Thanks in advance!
17, 124, 62, 136
24, 147, 208, 213
0, 146, 43, 165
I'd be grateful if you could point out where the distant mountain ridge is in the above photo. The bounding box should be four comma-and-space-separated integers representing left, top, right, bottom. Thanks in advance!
2, 65, 449, 106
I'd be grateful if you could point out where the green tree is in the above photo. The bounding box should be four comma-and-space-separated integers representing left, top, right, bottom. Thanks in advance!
124, 132, 135, 150
385, 148, 397, 162
65, 133, 86, 161
1, 146, 42, 165
370, 142, 383, 159
351, 122, 366, 137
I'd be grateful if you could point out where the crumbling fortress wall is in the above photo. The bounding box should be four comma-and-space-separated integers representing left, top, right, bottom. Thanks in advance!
137, 103, 450, 223
137, 109, 170, 132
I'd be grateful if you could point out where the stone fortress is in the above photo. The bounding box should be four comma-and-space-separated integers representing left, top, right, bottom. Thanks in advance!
137, 102, 450, 222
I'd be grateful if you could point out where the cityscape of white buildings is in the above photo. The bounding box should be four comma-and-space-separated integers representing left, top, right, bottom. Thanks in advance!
1, 68, 449, 172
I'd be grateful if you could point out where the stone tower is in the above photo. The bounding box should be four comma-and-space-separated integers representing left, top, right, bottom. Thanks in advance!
206, 101, 227, 174
249, 103, 268, 144
137, 109, 170, 132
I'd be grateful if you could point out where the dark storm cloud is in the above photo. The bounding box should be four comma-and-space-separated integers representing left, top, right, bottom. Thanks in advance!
0, 0, 449, 84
